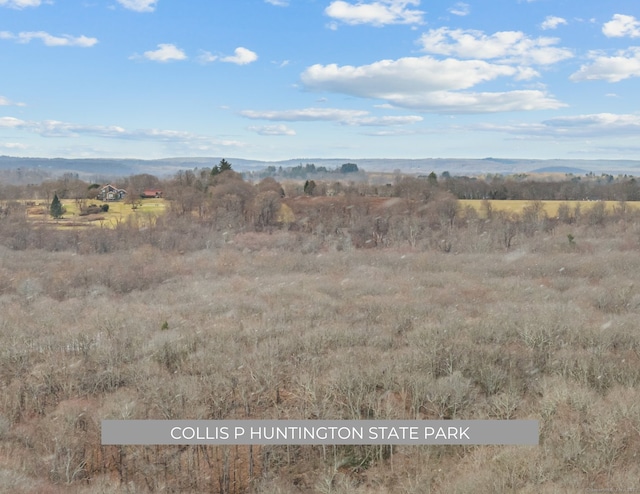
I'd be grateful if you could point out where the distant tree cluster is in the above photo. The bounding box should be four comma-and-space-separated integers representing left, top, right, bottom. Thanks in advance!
442, 173, 640, 201
253, 162, 359, 179
159, 159, 286, 231
340, 163, 359, 174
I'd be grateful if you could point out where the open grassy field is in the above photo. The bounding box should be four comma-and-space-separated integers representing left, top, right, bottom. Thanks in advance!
460, 199, 640, 218
20, 197, 637, 229
24, 198, 167, 228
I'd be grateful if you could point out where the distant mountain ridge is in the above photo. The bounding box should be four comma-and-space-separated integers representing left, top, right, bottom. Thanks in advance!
1, 155, 640, 182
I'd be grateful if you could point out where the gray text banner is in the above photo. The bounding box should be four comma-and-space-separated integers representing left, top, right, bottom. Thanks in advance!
102, 420, 539, 445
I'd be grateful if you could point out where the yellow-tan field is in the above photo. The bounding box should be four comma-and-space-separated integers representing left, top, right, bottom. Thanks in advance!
26, 198, 167, 228
21, 198, 639, 228
459, 199, 639, 218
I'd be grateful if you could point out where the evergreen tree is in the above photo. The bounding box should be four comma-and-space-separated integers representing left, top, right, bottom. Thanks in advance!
50, 193, 64, 219
211, 158, 232, 177
219, 158, 232, 172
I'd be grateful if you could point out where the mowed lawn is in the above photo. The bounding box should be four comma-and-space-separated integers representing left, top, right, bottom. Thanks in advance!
27, 198, 168, 228
460, 199, 640, 218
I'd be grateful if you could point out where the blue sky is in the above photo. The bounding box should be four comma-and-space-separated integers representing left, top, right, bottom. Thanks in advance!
1, 0, 640, 162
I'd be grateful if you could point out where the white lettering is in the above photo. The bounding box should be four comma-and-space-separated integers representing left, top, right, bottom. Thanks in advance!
460, 427, 470, 439
171, 427, 181, 440
182, 427, 195, 440
424, 426, 471, 440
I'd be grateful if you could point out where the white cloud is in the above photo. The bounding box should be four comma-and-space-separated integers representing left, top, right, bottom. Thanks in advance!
303, 57, 516, 94
247, 124, 296, 136
140, 43, 187, 62
603, 14, 640, 38
0, 117, 28, 128
0, 115, 246, 148
301, 56, 565, 113
221, 47, 258, 65
325, 0, 424, 27
241, 108, 370, 121
199, 47, 258, 65
301, 25, 571, 114
240, 107, 423, 126
0, 0, 41, 8
353, 115, 423, 125
545, 113, 640, 132
389, 90, 564, 113
197, 51, 218, 64
116, 0, 158, 13
481, 113, 640, 138
0, 142, 27, 150
363, 128, 419, 136
265, 0, 288, 6
419, 27, 573, 65
540, 16, 567, 30
570, 48, 640, 82
0, 96, 25, 106
0, 31, 98, 47
448, 2, 469, 16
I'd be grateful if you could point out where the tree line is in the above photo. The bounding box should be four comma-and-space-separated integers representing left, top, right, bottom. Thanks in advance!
441, 173, 640, 201
2, 162, 640, 255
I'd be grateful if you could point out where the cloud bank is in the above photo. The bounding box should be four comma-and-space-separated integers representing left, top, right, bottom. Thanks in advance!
241, 107, 423, 126
301, 55, 564, 113
0, 30, 98, 47
0, 116, 244, 149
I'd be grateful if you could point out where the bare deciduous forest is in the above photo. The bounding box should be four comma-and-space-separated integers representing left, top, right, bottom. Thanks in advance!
1, 168, 640, 492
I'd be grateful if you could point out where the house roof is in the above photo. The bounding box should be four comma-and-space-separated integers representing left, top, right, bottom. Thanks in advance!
100, 184, 126, 192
